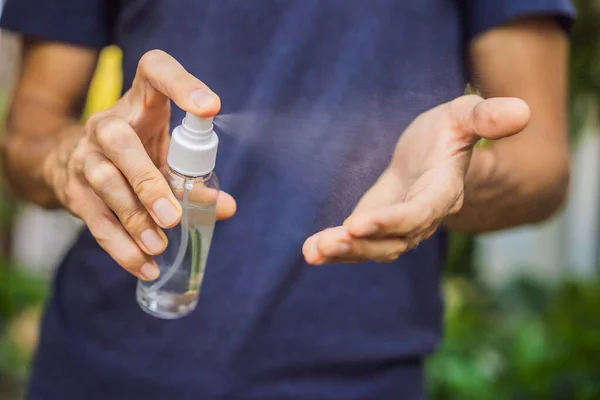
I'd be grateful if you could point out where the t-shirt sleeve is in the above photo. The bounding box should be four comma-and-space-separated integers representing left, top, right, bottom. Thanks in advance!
0, 0, 117, 49
463, 0, 576, 41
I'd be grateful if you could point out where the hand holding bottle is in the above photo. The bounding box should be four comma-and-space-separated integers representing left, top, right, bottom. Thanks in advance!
43, 50, 237, 281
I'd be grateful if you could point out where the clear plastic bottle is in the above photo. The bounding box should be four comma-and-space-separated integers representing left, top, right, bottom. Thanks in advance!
136, 112, 220, 319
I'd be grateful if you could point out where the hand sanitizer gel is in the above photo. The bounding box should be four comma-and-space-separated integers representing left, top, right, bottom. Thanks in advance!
137, 112, 220, 319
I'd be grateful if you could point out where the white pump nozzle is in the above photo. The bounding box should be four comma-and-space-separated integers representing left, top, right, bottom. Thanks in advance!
167, 112, 219, 177
184, 113, 213, 132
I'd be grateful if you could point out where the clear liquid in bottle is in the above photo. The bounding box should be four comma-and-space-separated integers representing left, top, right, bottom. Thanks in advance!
136, 167, 219, 319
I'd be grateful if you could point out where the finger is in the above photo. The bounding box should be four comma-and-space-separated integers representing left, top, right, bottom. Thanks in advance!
92, 116, 182, 229
449, 95, 530, 143
318, 256, 367, 265
171, 184, 237, 221
322, 238, 420, 264
344, 201, 434, 238
83, 151, 168, 256
367, 169, 461, 241
303, 227, 352, 265
76, 191, 160, 281
216, 191, 237, 221
131, 49, 220, 117
304, 227, 412, 265
338, 237, 409, 263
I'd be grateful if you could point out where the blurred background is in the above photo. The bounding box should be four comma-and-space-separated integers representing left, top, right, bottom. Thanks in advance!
1, 1, 599, 399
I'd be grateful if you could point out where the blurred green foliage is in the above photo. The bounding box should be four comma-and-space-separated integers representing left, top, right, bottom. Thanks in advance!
433, 3, 600, 397
0, 267, 47, 323
0, 267, 47, 379
427, 277, 600, 399
570, 0, 600, 135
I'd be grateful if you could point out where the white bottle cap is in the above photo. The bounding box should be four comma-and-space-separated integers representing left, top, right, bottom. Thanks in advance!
167, 112, 219, 177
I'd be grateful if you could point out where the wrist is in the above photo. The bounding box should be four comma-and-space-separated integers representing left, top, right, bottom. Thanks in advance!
42, 130, 82, 208
42, 147, 59, 197
463, 147, 498, 194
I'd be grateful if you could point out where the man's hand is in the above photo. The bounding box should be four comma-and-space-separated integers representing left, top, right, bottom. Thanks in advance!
43, 50, 236, 280
302, 95, 530, 265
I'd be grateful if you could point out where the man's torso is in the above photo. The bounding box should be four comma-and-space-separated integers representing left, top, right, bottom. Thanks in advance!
31, 1, 466, 398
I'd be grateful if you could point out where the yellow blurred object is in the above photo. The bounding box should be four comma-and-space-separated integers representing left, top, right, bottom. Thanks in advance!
82, 46, 123, 120
7, 305, 42, 357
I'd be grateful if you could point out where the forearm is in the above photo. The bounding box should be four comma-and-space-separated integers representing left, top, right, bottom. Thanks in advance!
2, 99, 83, 208
444, 131, 569, 233
445, 16, 571, 234
1, 40, 98, 208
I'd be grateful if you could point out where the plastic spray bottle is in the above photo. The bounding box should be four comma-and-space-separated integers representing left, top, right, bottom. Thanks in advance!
137, 112, 219, 319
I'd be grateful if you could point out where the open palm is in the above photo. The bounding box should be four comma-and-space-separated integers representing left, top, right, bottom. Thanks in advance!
302, 95, 530, 265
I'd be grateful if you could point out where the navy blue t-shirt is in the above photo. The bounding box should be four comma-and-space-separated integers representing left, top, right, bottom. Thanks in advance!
1, 1, 574, 399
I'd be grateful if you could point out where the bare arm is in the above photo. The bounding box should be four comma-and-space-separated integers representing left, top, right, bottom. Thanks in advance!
2, 40, 98, 207
444, 17, 570, 232
303, 17, 570, 265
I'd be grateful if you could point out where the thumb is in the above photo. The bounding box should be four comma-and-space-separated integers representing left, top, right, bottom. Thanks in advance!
130, 50, 220, 118
450, 95, 530, 143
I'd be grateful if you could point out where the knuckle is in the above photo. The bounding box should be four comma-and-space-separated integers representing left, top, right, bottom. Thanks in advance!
95, 118, 131, 149
85, 110, 113, 135
70, 140, 90, 171
88, 215, 119, 243
454, 94, 483, 110
86, 161, 118, 190
168, 72, 190, 98
71, 143, 86, 165
120, 205, 150, 234
63, 181, 79, 207
138, 49, 167, 71
462, 94, 484, 103
449, 95, 484, 132
132, 170, 163, 199
84, 113, 101, 134
172, 71, 189, 87
118, 247, 145, 271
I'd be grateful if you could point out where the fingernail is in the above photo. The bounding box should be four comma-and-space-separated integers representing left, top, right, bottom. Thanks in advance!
191, 89, 217, 109
141, 229, 165, 254
140, 263, 160, 281
153, 198, 179, 226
